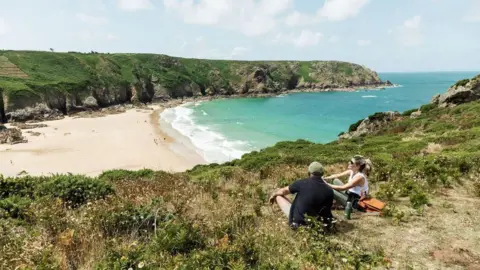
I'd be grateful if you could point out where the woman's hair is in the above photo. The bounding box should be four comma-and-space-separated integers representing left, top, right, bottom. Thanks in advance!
352, 155, 368, 173
364, 158, 373, 176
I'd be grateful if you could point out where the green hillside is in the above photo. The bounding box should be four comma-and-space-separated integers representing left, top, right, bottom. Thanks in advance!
1, 75, 479, 269
0, 50, 387, 119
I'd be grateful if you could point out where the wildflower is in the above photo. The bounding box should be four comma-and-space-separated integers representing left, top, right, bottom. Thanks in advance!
138, 261, 145, 268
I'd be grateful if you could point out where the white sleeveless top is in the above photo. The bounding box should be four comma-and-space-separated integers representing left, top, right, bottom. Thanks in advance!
348, 171, 368, 196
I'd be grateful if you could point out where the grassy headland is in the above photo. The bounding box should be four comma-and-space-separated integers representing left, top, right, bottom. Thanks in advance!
0, 50, 388, 121
1, 73, 479, 268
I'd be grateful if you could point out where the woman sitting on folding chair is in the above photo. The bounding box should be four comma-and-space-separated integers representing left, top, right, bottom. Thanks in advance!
323, 155, 372, 210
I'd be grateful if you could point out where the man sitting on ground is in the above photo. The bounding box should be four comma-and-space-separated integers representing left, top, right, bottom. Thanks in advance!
269, 162, 334, 229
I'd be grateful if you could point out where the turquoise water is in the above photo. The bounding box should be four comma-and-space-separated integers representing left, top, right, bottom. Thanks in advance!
161, 72, 479, 163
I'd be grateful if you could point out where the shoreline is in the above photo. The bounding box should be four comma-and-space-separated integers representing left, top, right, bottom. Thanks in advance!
0, 105, 207, 178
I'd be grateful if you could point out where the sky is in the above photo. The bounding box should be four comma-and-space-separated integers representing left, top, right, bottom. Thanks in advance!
0, 0, 479, 72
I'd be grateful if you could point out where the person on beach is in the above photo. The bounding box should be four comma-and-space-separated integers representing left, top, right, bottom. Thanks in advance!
323, 155, 372, 210
269, 162, 334, 229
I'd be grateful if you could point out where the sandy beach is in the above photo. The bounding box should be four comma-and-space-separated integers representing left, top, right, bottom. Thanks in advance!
0, 106, 206, 177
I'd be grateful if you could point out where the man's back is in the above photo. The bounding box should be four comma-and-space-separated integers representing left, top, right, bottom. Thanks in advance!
288, 175, 334, 225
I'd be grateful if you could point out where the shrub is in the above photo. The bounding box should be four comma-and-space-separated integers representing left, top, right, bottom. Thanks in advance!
0, 196, 32, 220
410, 189, 429, 209
149, 219, 206, 255
38, 175, 114, 208
455, 79, 470, 87
420, 103, 437, 113
0, 175, 40, 199
402, 108, 418, 116
100, 199, 172, 237
99, 169, 155, 182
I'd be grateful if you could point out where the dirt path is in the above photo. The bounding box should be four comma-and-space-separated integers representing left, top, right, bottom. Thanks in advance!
335, 185, 480, 269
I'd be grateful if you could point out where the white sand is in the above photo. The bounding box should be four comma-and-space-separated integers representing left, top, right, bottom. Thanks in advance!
0, 106, 206, 177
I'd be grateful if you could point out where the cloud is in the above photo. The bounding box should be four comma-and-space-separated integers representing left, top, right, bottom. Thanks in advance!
463, 1, 480, 22
227, 46, 250, 59
318, 0, 370, 21
285, 11, 318, 26
118, 0, 153, 11
395, 15, 423, 46
293, 30, 322, 47
163, 0, 292, 36
403, 15, 421, 28
328, 35, 340, 43
76, 13, 108, 24
105, 34, 119, 41
357, 39, 371, 46
195, 36, 204, 43
0, 17, 8, 35
284, 0, 370, 27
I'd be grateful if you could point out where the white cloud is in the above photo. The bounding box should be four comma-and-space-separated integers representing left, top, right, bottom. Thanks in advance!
285, 11, 318, 26
106, 34, 119, 40
395, 15, 423, 46
0, 17, 8, 35
271, 30, 322, 47
293, 30, 323, 47
76, 13, 108, 24
357, 39, 371, 46
328, 35, 340, 43
118, 0, 153, 11
463, 1, 480, 22
163, 0, 292, 36
318, 0, 370, 21
403, 15, 421, 28
227, 46, 250, 59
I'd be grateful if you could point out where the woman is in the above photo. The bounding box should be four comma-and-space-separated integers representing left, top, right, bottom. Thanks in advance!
323, 155, 372, 209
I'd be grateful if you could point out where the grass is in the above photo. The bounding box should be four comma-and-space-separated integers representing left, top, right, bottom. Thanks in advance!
1, 73, 480, 268
0, 50, 384, 113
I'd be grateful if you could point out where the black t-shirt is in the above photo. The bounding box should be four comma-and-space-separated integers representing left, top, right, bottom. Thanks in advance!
288, 176, 334, 225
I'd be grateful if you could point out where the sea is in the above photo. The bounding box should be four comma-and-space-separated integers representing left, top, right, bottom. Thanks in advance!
160, 72, 479, 163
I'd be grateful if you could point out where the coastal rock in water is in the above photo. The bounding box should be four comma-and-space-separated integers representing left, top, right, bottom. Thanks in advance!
6, 103, 64, 122
339, 111, 401, 139
0, 126, 28, 144
434, 75, 480, 107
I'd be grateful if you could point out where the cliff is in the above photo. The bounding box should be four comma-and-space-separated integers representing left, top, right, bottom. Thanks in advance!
0, 50, 390, 122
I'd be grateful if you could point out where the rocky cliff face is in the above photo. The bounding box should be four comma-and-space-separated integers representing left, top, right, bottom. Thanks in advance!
338, 111, 402, 139
0, 51, 390, 122
431, 75, 480, 107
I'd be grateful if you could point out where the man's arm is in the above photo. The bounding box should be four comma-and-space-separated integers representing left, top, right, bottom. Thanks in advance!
268, 186, 291, 204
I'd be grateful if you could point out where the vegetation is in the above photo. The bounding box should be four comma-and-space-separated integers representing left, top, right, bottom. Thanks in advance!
0, 50, 384, 115
1, 74, 480, 268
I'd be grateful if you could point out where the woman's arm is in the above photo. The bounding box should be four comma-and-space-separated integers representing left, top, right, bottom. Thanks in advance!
329, 174, 364, 191
324, 170, 351, 181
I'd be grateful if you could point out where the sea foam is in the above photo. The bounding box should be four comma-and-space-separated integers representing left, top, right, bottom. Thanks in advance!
160, 104, 249, 163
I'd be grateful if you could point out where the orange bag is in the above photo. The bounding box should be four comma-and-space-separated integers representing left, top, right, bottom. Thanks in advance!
358, 197, 386, 213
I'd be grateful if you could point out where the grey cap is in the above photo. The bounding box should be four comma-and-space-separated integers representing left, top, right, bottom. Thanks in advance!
308, 161, 324, 176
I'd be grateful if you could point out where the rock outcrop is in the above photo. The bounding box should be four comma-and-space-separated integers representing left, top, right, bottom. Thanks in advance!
0, 125, 27, 144
339, 111, 401, 139
431, 75, 480, 107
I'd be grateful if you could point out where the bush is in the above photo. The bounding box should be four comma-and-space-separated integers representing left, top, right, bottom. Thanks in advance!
455, 79, 470, 87
100, 199, 172, 237
410, 189, 429, 209
149, 219, 206, 255
99, 169, 155, 182
38, 175, 114, 208
0, 175, 40, 199
0, 196, 33, 220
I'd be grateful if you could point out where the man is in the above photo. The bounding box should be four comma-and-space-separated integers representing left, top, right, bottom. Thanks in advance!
269, 161, 334, 228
